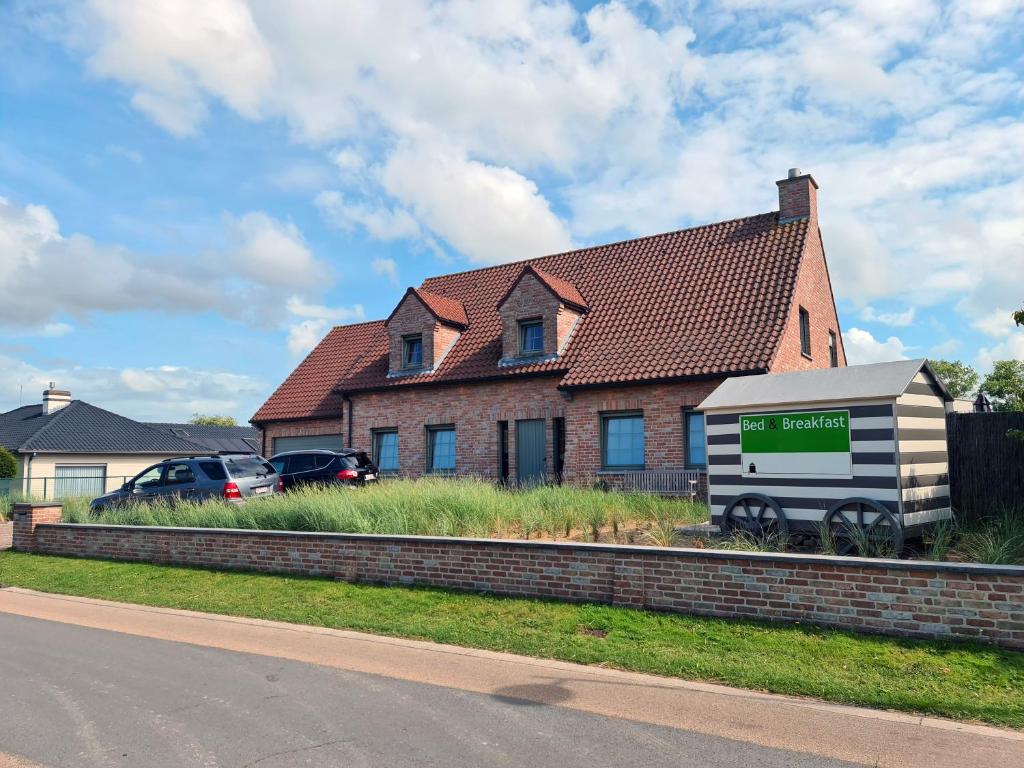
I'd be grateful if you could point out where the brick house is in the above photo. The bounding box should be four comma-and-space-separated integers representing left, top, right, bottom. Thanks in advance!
253, 170, 846, 488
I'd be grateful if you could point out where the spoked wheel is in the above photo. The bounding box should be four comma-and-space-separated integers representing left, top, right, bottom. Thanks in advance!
824, 497, 903, 556
721, 493, 788, 538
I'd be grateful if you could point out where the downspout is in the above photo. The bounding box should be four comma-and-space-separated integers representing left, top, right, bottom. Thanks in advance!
342, 394, 353, 449
25, 452, 34, 497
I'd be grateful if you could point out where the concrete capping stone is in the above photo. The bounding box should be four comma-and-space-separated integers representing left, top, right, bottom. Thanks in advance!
35, 522, 1024, 578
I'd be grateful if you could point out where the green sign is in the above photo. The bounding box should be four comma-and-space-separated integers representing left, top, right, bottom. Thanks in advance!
740, 410, 850, 454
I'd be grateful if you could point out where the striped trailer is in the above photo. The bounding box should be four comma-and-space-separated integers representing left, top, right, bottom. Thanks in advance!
697, 359, 952, 553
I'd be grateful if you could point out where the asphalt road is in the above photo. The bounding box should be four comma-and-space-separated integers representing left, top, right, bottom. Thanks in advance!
0, 612, 859, 768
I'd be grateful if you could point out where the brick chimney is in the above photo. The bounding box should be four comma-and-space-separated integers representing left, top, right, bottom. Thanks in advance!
41, 382, 71, 415
776, 168, 818, 224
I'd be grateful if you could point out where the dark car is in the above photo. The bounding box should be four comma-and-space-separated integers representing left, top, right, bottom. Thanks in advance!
269, 449, 379, 490
90, 454, 282, 512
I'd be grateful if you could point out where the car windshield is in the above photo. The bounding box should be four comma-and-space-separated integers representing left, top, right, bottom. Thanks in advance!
224, 456, 275, 478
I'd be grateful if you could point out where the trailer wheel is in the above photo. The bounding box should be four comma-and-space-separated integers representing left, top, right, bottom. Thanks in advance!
721, 493, 789, 538
825, 498, 903, 556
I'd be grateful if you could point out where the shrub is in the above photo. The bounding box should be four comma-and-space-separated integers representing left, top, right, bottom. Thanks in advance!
76, 478, 711, 546
956, 506, 1024, 565
0, 447, 16, 479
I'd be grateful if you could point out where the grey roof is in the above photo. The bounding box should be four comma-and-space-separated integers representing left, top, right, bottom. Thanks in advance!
145, 422, 261, 454
698, 359, 951, 411
0, 401, 204, 455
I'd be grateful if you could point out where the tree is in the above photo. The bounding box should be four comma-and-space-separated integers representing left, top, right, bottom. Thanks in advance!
189, 414, 238, 427
0, 447, 16, 479
979, 360, 1024, 412
928, 359, 979, 399
1014, 307, 1023, 326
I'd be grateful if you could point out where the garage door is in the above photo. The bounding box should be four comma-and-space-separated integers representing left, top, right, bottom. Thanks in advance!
54, 465, 106, 499
271, 434, 345, 455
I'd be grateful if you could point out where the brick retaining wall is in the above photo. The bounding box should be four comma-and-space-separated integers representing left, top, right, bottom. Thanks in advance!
11, 502, 1023, 650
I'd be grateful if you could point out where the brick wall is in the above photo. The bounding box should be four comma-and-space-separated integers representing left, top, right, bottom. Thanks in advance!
498, 273, 579, 360
353, 378, 720, 483
18, 512, 1024, 649
261, 417, 345, 457
386, 293, 463, 375
771, 223, 847, 371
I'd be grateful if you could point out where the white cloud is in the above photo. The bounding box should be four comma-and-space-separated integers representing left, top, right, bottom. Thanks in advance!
929, 338, 962, 358
860, 306, 916, 327
843, 327, 911, 365
0, 196, 338, 331
284, 297, 365, 356
314, 190, 422, 242
0, 353, 264, 422
971, 307, 1017, 338
105, 144, 143, 164
77, 0, 274, 136
0, 196, 223, 326
222, 211, 324, 290
977, 334, 1024, 372
379, 142, 573, 264
371, 257, 399, 286
30, 1, 1024, 343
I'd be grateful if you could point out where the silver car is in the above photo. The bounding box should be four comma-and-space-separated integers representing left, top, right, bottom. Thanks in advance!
90, 455, 282, 512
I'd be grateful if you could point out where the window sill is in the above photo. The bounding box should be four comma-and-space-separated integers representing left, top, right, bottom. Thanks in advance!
596, 468, 644, 475
801, 352, 813, 361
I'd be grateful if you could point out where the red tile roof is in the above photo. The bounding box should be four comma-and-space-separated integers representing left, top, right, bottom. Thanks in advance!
252, 321, 384, 421
413, 287, 469, 328
254, 212, 809, 422
498, 264, 588, 312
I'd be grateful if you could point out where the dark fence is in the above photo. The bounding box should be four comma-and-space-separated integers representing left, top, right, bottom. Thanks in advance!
947, 411, 1024, 520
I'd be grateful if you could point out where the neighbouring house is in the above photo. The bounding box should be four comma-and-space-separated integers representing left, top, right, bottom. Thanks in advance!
145, 422, 262, 454
252, 170, 846, 490
0, 385, 261, 499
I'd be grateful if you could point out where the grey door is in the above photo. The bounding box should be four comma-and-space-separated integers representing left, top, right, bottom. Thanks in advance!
271, 434, 344, 455
516, 419, 546, 486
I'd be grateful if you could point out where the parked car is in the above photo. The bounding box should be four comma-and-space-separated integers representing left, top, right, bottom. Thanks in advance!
90, 454, 282, 512
269, 449, 379, 490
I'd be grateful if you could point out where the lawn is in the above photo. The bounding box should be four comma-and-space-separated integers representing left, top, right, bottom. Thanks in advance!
1, 551, 1021, 728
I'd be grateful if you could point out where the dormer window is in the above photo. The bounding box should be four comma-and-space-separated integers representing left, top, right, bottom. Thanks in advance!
386, 288, 467, 377
403, 334, 423, 368
497, 265, 588, 366
519, 319, 544, 355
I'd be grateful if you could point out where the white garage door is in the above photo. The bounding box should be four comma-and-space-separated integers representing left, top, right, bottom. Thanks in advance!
54, 465, 106, 499
271, 434, 345, 455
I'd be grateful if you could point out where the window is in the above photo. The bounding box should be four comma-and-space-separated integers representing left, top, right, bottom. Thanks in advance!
552, 417, 566, 482
426, 425, 456, 472
403, 334, 424, 368
518, 318, 544, 355
224, 456, 275, 478
372, 430, 399, 472
200, 461, 228, 481
829, 330, 838, 368
286, 453, 318, 474
132, 464, 164, 489
340, 452, 373, 469
164, 463, 196, 486
497, 421, 509, 482
601, 412, 644, 469
684, 410, 706, 468
799, 307, 811, 357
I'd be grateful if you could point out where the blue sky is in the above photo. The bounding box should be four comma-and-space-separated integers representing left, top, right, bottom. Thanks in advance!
1, 0, 1022, 421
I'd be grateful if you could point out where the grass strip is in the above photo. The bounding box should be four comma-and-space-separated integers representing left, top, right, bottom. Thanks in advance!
1, 551, 1022, 729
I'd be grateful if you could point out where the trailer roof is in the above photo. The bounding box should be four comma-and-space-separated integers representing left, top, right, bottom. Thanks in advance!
699, 359, 950, 411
